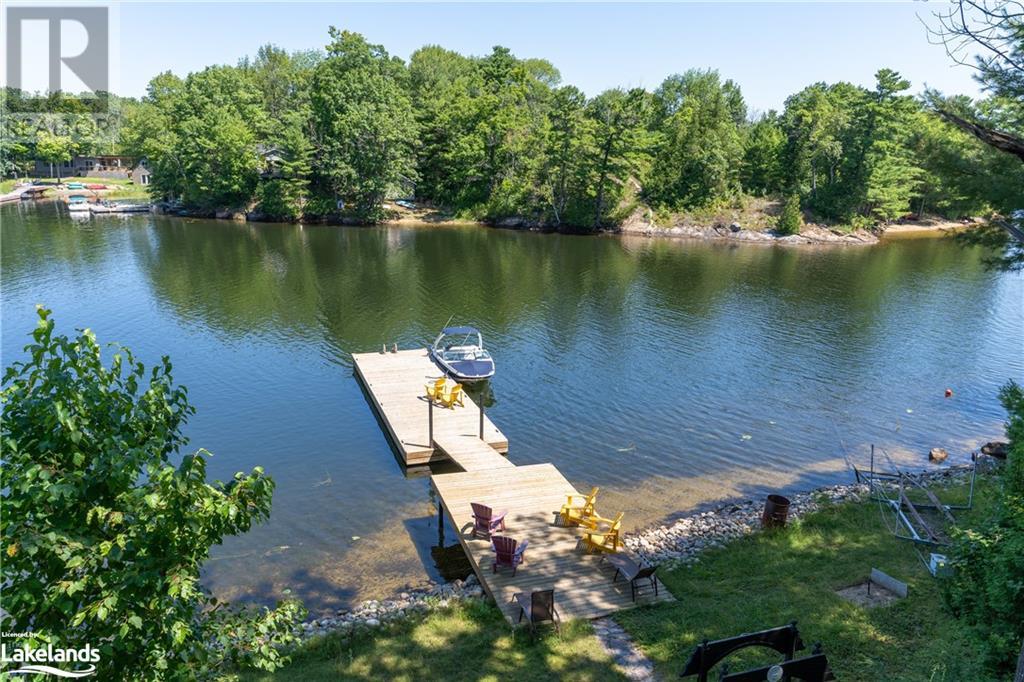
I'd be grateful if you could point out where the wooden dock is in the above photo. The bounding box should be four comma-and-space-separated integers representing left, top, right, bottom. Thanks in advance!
352, 349, 508, 466
432, 464, 672, 621
353, 345, 672, 624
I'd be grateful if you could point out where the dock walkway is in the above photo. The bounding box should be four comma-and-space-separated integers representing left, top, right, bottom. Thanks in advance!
432, 464, 672, 621
352, 349, 508, 466
353, 346, 671, 624
434, 434, 514, 471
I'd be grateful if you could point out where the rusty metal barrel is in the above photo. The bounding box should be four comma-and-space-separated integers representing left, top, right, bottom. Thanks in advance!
761, 494, 791, 529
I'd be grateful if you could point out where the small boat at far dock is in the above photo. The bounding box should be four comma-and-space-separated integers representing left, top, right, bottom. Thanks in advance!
66, 195, 90, 212
429, 326, 496, 382
90, 201, 152, 214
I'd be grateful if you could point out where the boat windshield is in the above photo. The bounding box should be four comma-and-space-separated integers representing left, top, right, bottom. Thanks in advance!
441, 346, 491, 362
436, 329, 483, 350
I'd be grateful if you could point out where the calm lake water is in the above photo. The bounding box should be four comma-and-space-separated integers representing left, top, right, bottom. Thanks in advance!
3, 201, 1022, 613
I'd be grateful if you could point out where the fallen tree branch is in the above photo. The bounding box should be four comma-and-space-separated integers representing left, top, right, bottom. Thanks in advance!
935, 108, 1024, 162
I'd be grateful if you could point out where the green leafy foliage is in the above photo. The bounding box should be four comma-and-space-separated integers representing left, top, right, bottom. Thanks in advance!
0, 308, 305, 680
776, 195, 803, 235
646, 70, 745, 210
103, 30, 1018, 229
862, 69, 924, 222
310, 29, 418, 220
741, 112, 785, 195
944, 380, 1024, 675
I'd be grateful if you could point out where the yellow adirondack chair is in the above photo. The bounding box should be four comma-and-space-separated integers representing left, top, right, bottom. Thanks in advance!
580, 512, 624, 553
559, 487, 599, 527
425, 377, 448, 401
439, 382, 464, 409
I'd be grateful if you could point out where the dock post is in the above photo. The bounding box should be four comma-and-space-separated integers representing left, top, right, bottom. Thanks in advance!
479, 400, 484, 440
428, 399, 434, 448
437, 501, 445, 546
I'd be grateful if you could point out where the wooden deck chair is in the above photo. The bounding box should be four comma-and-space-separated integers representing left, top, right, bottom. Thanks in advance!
579, 512, 624, 553
425, 377, 448, 401
491, 536, 528, 575
559, 486, 599, 527
439, 382, 464, 409
470, 502, 507, 539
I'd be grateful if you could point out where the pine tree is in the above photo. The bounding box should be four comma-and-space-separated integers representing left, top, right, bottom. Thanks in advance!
776, 194, 803, 235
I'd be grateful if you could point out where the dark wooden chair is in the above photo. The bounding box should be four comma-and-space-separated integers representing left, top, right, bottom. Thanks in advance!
471, 502, 507, 539
605, 553, 659, 602
512, 589, 561, 635
491, 536, 527, 575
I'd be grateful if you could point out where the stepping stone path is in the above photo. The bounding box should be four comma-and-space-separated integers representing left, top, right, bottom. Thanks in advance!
591, 617, 658, 681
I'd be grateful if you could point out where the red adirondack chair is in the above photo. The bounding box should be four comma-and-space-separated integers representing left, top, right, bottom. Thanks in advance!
471, 502, 507, 539
491, 536, 528, 575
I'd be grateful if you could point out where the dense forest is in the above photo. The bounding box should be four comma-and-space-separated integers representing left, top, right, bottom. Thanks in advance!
2, 26, 1022, 231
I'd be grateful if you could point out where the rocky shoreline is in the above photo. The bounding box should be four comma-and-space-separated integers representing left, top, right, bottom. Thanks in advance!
614, 205, 973, 246
298, 464, 981, 641
624, 464, 977, 567
616, 220, 879, 245
299, 575, 486, 640
149, 201, 971, 248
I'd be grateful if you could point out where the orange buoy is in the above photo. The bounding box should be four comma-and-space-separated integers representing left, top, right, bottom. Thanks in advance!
945, 388, 953, 398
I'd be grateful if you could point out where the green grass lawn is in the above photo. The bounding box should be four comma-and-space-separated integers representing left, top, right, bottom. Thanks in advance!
30, 176, 151, 200
614, 478, 996, 681
0, 179, 18, 194
232, 598, 623, 682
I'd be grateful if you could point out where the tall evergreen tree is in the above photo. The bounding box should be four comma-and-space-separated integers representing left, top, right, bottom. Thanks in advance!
310, 28, 417, 220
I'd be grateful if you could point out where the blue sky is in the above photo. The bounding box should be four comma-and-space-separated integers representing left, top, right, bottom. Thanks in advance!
116, 2, 982, 112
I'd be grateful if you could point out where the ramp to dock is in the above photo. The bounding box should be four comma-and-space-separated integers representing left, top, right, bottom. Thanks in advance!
352, 349, 508, 466
434, 434, 515, 471
431, 464, 672, 622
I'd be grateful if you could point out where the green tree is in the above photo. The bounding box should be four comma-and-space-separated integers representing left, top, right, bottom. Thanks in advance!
945, 380, 1024, 675
926, 0, 1024, 161
0, 89, 36, 177
779, 82, 863, 217
776, 194, 803, 235
538, 85, 592, 227
646, 70, 745, 209
243, 44, 320, 128
741, 111, 786, 195
475, 46, 555, 221
587, 87, 649, 229
120, 67, 264, 210
35, 130, 75, 180
862, 69, 924, 222
256, 110, 313, 221
119, 72, 188, 201
0, 308, 305, 680
310, 28, 418, 220
179, 106, 261, 210
407, 45, 479, 207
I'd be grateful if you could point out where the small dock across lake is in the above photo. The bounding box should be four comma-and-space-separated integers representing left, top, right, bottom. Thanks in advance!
353, 347, 671, 624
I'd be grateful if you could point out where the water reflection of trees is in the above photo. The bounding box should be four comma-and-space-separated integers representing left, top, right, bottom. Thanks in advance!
130, 220, 648, 356
6, 205, 1002, 375
2, 203, 129, 284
